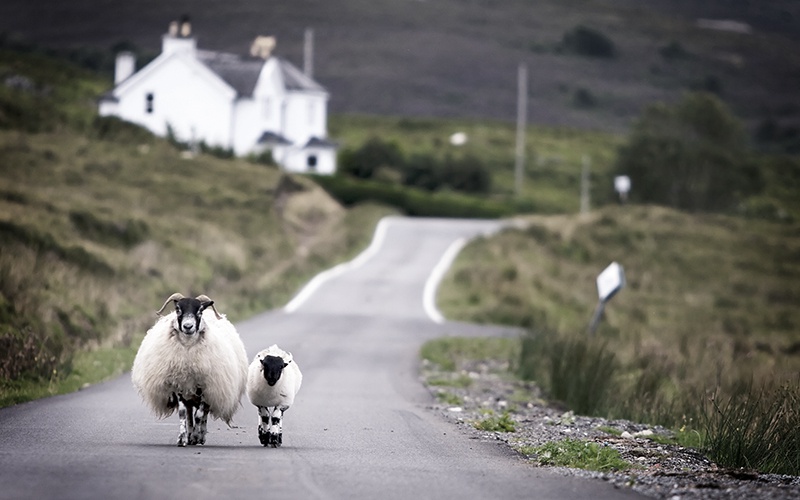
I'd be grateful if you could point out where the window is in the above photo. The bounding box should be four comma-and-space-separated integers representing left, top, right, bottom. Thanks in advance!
307, 155, 317, 171
145, 93, 154, 114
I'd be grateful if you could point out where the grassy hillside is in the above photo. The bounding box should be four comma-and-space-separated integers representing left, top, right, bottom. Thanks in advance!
0, 49, 394, 406
0, 0, 798, 140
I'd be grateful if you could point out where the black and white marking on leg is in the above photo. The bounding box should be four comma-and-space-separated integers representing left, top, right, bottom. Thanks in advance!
177, 397, 188, 447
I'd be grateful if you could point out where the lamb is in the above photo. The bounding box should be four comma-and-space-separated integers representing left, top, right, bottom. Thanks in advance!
246, 344, 303, 447
131, 292, 249, 447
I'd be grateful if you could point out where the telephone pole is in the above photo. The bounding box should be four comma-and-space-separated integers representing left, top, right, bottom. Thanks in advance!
514, 63, 528, 197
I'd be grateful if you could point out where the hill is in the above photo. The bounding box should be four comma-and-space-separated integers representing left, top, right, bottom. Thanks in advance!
0, 48, 392, 405
0, 0, 798, 137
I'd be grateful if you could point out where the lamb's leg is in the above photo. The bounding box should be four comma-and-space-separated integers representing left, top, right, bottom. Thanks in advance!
268, 405, 288, 447
190, 402, 209, 445
258, 406, 271, 446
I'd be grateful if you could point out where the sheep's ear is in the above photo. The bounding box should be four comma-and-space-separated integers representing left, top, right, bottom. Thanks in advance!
283, 362, 289, 368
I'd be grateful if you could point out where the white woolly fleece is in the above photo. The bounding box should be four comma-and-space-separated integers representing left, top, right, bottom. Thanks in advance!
246, 344, 303, 408
131, 310, 248, 424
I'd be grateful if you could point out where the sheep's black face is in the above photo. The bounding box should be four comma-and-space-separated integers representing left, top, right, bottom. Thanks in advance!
174, 297, 212, 337
261, 355, 288, 386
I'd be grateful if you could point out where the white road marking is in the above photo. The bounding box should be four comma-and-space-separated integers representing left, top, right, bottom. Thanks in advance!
423, 237, 467, 324
283, 216, 393, 313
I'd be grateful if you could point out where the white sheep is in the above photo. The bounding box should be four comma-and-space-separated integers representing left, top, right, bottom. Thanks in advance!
131, 293, 249, 446
246, 344, 302, 447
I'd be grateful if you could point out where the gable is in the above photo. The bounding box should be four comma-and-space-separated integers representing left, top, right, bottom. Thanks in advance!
112, 51, 236, 101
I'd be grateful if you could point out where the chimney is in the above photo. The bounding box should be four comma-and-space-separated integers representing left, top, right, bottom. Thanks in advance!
114, 52, 135, 84
162, 15, 197, 55
179, 15, 192, 37
250, 36, 276, 59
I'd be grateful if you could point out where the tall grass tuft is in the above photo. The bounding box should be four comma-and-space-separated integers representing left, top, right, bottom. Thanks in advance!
702, 380, 800, 475
518, 328, 616, 415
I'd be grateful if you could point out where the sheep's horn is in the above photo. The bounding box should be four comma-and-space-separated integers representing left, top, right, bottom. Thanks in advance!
156, 292, 185, 316
196, 294, 223, 320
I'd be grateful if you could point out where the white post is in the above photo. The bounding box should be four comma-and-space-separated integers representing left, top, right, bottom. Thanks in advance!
514, 63, 527, 197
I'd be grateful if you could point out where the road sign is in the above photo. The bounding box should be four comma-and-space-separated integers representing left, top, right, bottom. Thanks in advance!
596, 261, 625, 302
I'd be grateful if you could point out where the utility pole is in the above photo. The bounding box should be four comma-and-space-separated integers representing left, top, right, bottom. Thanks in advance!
514, 63, 527, 197
304, 28, 314, 78
580, 154, 591, 214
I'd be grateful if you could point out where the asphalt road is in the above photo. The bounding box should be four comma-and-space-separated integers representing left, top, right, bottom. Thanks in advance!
0, 216, 643, 500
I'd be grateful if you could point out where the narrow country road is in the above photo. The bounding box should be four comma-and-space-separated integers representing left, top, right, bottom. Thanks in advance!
0, 216, 644, 499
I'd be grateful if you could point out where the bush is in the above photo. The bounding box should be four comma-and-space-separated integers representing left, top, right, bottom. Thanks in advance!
309, 175, 512, 218
614, 92, 763, 212
562, 26, 617, 58
339, 136, 404, 179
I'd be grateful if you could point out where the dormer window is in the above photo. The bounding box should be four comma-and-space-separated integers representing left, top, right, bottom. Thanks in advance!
145, 93, 154, 113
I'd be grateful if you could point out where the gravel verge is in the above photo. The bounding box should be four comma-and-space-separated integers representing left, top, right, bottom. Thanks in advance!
420, 358, 800, 499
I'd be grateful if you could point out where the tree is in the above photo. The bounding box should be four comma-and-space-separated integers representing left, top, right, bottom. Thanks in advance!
615, 92, 762, 212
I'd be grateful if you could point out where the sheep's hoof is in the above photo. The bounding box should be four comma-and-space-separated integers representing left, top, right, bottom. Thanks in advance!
258, 428, 270, 446
268, 432, 282, 448
177, 435, 187, 447
188, 431, 206, 446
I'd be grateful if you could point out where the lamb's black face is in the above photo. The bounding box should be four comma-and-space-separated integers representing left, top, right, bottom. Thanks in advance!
261, 355, 288, 386
174, 297, 212, 336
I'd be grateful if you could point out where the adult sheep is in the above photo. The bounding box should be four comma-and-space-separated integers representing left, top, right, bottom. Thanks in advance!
131, 292, 248, 446
246, 345, 302, 447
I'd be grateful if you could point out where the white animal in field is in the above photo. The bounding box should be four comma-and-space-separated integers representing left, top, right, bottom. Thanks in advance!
246, 344, 302, 447
131, 293, 248, 446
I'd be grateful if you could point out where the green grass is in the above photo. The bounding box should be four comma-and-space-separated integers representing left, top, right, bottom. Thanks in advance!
330, 114, 623, 214
474, 411, 517, 433
420, 336, 518, 372
436, 392, 464, 407
524, 438, 632, 472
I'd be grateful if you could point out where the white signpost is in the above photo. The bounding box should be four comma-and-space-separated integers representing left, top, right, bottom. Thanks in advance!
588, 261, 625, 335
614, 175, 631, 203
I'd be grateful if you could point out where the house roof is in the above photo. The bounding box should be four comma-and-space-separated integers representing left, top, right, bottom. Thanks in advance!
304, 136, 338, 149
195, 50, 326, 98
277, 59, 326, 93
257, 131, 292, 145
197, 50, 262, 97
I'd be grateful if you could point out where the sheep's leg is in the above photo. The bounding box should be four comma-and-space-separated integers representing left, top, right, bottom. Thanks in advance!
177, 397, 189, 447
190, 402, 209, 445
267, 405, 288, 447
257, 406, 271, 446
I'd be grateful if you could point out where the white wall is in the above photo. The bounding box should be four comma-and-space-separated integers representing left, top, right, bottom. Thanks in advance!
110, 55, 236, 149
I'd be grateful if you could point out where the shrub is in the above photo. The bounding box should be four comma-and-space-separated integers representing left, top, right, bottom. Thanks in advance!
339, 136, 404, 179
562, 26, 617, 58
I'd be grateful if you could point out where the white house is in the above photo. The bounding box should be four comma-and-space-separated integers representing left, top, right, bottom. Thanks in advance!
98, 18, 337, 174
